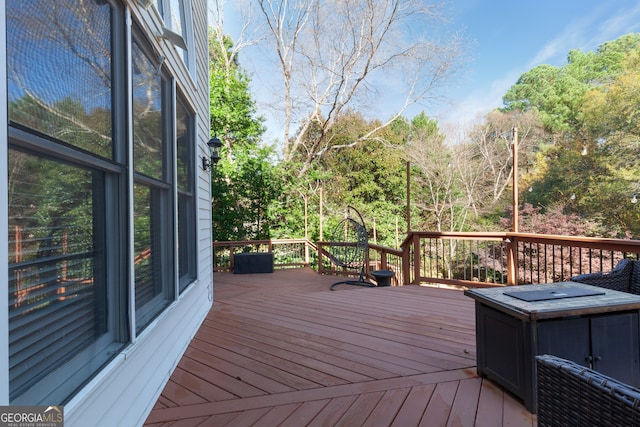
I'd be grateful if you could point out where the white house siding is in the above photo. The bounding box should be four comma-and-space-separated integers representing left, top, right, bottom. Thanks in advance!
65, 283, 212, 426
2, 0, 213, 425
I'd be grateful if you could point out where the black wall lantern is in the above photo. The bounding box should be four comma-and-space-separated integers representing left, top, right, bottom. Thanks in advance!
202, 136, 222, 170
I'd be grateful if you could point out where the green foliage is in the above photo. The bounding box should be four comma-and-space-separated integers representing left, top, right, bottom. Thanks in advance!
209, 29, 640, 243
499, 33, 640, 238
270, 111, 409, 247
211, 144, 282, 241
403, 113, 464, 232
9, 151, 95, 263
571, 45, 640, 237
209, 69, 264, 144
209, 32, 265, 143
268, 162, 324, 241
502, 64, 588, 132
503, 33, 640, 135
209, 30, 275, 240
318, 113, 408, 246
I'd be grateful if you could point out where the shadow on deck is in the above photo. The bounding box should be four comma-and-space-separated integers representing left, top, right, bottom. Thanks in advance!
145, 268, 536, 426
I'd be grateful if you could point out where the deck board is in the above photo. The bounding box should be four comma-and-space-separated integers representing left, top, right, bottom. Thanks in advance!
145, 268, 537, 426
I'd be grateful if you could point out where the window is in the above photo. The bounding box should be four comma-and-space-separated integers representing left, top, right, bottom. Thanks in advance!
133, 183, 173, 331
167, 0, 188, 63
7, 151, 125, 404
132, 27, 175, 333
6, 0, 190, 404
155, 0, 195, 74
7, 0, 127, 404
7, 1, 114, 159
176, 94, 196, 291
132, 36, 165, 180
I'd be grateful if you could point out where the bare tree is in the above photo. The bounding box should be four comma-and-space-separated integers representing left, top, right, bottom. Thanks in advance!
209, 0, 263, 71
406, 109, 545, 232
408, 140, 457, 232
459, 109, 545, 216
254, 0, 465, 176
403, 113, 471, 232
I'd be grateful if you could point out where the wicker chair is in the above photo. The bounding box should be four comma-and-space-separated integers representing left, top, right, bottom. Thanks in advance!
536, 355, 640, 427
327, 207, 375, 290
571, 259, 640, 295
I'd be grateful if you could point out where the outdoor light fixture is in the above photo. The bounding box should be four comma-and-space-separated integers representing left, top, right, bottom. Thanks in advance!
202, 136, 222, 171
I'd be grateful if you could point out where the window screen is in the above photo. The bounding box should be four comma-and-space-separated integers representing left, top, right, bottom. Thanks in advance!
7, 0, 126, 404
7, 151, 117, 403
176, 94, 196, 291
6, 0, 114, 159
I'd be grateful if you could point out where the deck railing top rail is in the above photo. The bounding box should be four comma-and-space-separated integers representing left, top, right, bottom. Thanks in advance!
505, 232, 640, 252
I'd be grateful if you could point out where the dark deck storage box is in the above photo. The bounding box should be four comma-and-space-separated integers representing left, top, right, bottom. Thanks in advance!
233, 252, 274, 274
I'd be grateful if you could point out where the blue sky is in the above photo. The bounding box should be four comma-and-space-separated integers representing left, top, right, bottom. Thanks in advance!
216, 0, 640, 140
440, 0, 640, 129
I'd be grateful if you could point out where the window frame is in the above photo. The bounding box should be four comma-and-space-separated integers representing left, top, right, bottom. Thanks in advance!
6, 0, 120, 405
6, 0, 130, 404
153, 0, 196, 76
7, 127, 129, 406
175, 91, 196, 292
130, 23, 176, 334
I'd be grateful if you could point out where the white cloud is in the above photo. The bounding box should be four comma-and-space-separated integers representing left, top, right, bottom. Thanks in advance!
530, 2, 640, 68
439, 2, 640, 136
436, 69, 520, 132
591, 3, 640, 45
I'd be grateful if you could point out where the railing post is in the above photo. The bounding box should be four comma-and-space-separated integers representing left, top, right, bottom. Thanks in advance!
413, 233, 421, 285
401, 249, 408, 285
304, 239, 310, 265
401, 238, 411, 286
364, 247, 371, 278
318, 242, 324, 274
512, 127, 519, 234
507, 236, 517, 286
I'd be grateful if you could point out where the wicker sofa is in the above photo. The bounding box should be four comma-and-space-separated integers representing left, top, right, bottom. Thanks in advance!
536, 354, 640, 426
571, 259, 640, 294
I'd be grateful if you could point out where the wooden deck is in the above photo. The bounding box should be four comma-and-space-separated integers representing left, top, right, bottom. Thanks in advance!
144, 268, 537, 426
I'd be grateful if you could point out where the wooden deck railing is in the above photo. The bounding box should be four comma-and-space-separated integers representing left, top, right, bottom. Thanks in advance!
213, 239, 316, 272
213, 233, 640, 288
404, 232, 508, 288
506, 232, 640, 285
